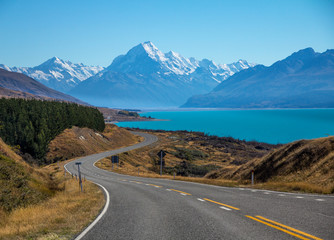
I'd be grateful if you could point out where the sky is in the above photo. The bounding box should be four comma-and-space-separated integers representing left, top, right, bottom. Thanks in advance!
0, 0, 333, 67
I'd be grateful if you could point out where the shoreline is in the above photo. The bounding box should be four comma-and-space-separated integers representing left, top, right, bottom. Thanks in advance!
138, 107, 334, 113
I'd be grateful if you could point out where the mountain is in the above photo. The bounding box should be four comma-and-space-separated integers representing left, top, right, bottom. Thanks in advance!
69, 41, 255, 108
0, 57, 104, 92
0, 68, 87, 104
182, 48, 334, 108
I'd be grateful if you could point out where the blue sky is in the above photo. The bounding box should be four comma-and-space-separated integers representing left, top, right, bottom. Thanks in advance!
0, 0, 333, 67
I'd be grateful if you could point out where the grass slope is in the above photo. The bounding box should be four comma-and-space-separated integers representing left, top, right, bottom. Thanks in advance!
47, 124, 141, 163
97, 129, 333, 194
224, 136, 334, 193
0, 125, 140, 239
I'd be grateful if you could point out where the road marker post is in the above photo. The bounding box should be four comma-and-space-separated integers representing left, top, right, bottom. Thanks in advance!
75, 162, 83, 192
251, 170, 254, 185
157, 150, 166, 176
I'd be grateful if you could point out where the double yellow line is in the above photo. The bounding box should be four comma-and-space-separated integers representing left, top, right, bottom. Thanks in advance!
246, 215, 322, 240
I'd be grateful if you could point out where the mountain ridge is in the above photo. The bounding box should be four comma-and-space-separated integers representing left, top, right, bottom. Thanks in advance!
0, 68, 87, 105
182, 47, 334, 108
69, 41, 256, 108
0, 57, 104, 92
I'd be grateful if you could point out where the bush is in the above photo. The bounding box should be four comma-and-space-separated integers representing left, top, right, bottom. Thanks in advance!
171, 147, 208, 161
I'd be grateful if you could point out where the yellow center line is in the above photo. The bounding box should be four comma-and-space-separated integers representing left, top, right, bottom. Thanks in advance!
245, 216, 316, 240
255, 216, 322, 240
148, 184, 162, 188
203, 198, 240, 210
169, 189, 192, 195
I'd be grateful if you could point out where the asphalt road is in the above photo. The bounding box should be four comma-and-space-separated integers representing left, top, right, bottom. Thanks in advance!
65, 132, 334, 240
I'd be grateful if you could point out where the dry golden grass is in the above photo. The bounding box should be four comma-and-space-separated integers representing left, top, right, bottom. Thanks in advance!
96, 131, 334, 194
96, 157, 239, 188
0, 125, 143, 239
0, 161, 105, 240
47, 124, 141, 163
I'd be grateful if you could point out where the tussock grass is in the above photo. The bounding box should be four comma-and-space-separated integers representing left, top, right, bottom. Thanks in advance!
252, 181, 334, 194
0, 173, 104, 240
47, 124, 141, 163
96, 131, 334, 195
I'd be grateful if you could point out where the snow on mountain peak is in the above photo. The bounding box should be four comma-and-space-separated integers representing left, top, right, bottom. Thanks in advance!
107, 41, 256, 78
0, 57, 104, 92
141, 41, 167, 62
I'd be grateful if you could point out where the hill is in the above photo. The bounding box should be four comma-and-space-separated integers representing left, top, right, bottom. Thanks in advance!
96, 128, 333, 193
47, 124, 141, 162
0, 86, 55, 100
0, 98, 105, 164
182, 48, 334, 108
0, 138, 51, 216
0, 68, 87, 104
218, 136, 334, 192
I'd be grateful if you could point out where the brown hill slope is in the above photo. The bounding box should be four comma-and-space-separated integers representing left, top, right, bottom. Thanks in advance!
0, 68, 86, 104
214, 136, 334, 193
0, 86, 55, 100
46, 124, 141, 163
0, 138, 51, 216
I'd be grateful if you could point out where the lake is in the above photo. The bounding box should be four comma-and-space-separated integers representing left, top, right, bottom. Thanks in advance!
116, 109, 334, 144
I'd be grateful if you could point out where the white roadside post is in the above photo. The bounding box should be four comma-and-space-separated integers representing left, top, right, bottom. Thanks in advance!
251, 170, 254, 185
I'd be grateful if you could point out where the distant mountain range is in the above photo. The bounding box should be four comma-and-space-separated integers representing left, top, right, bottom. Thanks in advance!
0, 68, 87, 104
0, 57, 104, 92
69, 41, 255, 108
3, 43, 331, 109
182, 48, 334, 108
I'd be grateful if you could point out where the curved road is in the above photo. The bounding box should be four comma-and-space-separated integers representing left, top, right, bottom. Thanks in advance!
65, 132, 333, 240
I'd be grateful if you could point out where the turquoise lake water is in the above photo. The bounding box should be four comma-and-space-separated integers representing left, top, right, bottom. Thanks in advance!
116, 109, 334, 144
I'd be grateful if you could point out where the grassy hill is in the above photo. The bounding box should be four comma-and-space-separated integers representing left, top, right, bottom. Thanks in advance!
97, 129, 333, 194
0, 138, 52, 215
46, 124, 142, 163
219, 136, 334, 193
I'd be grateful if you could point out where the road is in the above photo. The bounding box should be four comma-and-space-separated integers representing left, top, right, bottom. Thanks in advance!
65, 132, 334, 240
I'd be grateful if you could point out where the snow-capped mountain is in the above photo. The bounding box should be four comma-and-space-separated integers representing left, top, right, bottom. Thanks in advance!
107, 41, 255, 79
70, 41, 256, 108
182, 48, 334, 108
0, 57, 104, 92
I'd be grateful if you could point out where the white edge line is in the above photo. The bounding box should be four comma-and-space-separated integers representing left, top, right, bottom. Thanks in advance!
64, 163, 110, 240
74, 183, 110, 240
197, 198, 205, 202
180, 193, 187, 196
62, 132, 158, 239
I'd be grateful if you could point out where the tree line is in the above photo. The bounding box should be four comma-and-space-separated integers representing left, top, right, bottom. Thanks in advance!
0, 98, 105, 164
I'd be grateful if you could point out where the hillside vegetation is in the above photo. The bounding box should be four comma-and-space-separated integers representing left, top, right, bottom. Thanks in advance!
97, 129, 278, 179
47, 124, 141, 162
217, 136, 334, 193
0, 98, 105, 164
0, 138, 53, 216
0, 138, 105, 239
97, 129, 333, 194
